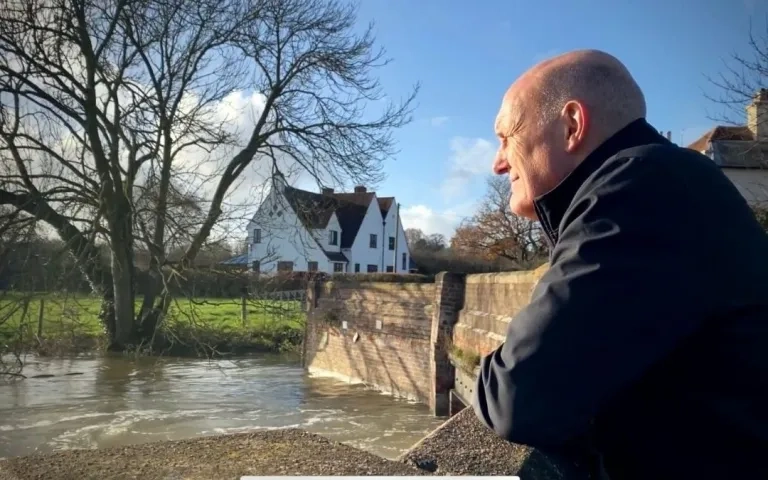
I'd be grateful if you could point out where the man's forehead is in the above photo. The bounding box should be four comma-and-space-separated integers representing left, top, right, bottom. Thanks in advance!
495, 95, 519, 135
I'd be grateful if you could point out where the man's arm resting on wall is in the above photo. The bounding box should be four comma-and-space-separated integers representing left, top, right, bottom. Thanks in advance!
472, 156, 706, 449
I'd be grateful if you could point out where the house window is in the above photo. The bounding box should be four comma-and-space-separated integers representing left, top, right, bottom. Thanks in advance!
307, 261, 318, 272
277, 261, 294, 272
389, 236, 395, 250
354, 263, 360, 273
367, 264, 378, 273
369, 234, 377, 248
386, 266, 394, 273
402, 253, 407, 271
329, 230, 339, 246
251, 261, 260, 272
333, 262, 344, 273
253, 229, 261, 244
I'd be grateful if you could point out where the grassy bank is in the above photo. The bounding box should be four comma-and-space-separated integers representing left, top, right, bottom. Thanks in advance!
0, 292, 305, 356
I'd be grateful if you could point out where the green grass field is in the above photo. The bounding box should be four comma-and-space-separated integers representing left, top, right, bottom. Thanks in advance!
0, 292, 305, 355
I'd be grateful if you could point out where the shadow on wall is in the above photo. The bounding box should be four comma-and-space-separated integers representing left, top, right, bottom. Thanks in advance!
302, 264, 549, 414
303, 277, 436, 404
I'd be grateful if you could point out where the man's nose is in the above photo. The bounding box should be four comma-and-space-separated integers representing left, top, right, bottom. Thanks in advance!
492, 152, 509, 175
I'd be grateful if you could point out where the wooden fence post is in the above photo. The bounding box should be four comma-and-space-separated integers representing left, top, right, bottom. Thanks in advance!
241, 294, 247, 326
37, 297, 45, 339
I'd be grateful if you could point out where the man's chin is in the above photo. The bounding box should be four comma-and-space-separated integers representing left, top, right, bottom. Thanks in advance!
510, 197, 536, 220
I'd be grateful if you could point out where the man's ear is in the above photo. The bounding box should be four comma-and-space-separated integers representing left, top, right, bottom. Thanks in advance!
562, 100, 588, 153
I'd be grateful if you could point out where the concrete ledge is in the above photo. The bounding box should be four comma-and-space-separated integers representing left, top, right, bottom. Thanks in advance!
0, 429, 426, 480
399, 408, 592, 479
464, 264, 548, 285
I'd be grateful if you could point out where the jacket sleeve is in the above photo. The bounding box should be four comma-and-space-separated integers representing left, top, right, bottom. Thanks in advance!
472, 155, 708, 448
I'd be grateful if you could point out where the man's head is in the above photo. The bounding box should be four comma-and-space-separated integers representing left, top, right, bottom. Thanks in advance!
493, 49, 647, 219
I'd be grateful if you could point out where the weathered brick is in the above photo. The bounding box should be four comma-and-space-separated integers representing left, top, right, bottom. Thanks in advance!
303, 265, 549, 417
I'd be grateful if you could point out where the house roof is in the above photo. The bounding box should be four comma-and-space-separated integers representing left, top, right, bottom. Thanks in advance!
687, 126, 754, 152
378, 197, 394, 217
710, 140, 768, 169
282, 186, 338, 228
686, 124, 767, 169
326, 251, 348, 262
278, 186, 381, 250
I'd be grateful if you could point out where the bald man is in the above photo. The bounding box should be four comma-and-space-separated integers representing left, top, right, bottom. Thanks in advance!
473, 50, 768, 479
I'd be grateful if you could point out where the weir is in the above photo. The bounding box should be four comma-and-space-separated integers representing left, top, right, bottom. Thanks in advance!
302, 264, 548, 418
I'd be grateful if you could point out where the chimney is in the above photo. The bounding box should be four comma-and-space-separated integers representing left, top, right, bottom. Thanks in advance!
746, 88, 768, 142
666, 131, 672, 141
353, 185, 367, 193
321, 187, 334, 195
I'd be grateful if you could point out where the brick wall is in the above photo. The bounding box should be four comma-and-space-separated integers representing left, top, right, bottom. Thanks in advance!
303, 264, 548, 416
453, 263, 548, 358
303, 281, 436, 403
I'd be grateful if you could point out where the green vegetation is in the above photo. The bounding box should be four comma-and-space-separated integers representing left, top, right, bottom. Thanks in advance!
0, 292, 305, 356
449, 345, 481, 373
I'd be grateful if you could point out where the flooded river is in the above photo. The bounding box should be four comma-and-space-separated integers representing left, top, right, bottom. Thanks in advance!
0, 354, 445, 460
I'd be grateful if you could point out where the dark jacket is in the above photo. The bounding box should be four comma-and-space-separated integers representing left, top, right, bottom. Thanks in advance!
473, 118, 768, 480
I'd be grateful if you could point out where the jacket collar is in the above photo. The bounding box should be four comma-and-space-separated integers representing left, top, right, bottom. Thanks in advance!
533, 118, 670, 247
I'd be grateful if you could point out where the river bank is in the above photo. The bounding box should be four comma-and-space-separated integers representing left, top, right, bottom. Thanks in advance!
0, 294, 304, 358
0, 429, 427, 479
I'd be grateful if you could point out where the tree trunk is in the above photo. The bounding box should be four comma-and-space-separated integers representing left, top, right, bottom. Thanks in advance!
107, 201, 138, 349
110, 243, 136, 348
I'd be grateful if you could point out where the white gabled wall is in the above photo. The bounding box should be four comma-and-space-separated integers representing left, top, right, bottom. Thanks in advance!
347, 196, 386, 273
312, 213, 342, 253
245, 186, 411, 274
345, 196, 411, 273
246, 187, 332, 273
382, 202, 411, 273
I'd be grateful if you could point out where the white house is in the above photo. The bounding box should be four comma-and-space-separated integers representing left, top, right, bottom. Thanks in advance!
244, 176, 411, 274
687, 88, 768, 206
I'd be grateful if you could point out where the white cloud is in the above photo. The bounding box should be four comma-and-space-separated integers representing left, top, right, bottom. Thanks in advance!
400, 201, 478, 240
430, 116, 450, 127
439, 136, 496, 199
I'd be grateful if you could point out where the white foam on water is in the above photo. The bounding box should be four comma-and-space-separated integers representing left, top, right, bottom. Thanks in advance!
0, 412, 112, 432
306, 367, 365, 385
204, 424, 301, 435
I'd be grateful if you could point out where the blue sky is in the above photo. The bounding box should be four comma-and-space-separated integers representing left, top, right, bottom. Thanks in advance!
345, 0, 768, 238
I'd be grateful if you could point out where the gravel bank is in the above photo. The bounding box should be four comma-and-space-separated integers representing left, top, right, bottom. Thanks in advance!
400, 408, 596, 479
0, 429, 426, 480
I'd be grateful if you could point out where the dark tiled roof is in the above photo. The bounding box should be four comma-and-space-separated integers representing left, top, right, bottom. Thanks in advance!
332, 202, 369, 248
687, 126, 754, 152
325, 251, 348, 262
278, 187, 376, 250
710, 140, 768, 169
378, 197, 394, 218
282, 186, 338, 229
329, 192, 375, 248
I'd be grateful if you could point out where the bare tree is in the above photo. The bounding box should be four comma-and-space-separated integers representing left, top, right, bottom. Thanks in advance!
705, 19, 767, 129
704, 17, 768, 221
0, 0, 417, 350
450, 176, 546, 268
405, 228, 445, 252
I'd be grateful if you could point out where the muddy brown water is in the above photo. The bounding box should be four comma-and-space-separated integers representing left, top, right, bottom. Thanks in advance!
0, 353, 445, 460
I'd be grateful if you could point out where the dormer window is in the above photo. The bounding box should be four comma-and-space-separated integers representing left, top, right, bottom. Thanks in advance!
329, 230, 339, 246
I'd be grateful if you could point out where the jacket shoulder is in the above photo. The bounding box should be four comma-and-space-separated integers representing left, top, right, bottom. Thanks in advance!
585, 143, 725, 194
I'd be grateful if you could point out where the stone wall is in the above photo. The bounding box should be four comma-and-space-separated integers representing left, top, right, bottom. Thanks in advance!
303, 280, 437, 403
303, 265, 548, 416
453, 264, 548, 358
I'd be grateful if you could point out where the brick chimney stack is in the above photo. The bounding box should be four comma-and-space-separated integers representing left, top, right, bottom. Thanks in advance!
746, 88, 768, 142
353, 185, 367, 193
666, 131, 672, 141
321, 187, 334, 195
